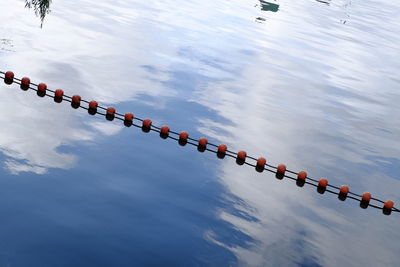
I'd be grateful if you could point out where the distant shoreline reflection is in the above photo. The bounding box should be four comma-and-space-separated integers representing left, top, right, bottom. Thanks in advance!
25, 0, 52, 27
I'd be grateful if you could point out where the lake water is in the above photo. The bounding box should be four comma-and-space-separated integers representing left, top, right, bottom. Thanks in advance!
0, 0, 399, 266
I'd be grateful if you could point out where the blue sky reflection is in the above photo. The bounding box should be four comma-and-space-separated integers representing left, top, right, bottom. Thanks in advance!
0, 0, 400, 266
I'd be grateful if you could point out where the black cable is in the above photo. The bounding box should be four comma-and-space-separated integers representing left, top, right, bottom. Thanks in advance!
1, 73, 398, 214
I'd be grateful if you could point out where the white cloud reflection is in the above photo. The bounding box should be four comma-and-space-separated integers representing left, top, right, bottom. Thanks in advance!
0, 0, 176, 174
88, 121, 122, 136
0, 88, 94, 174
190, 0, 400, 266
5, 159, 47, 174
0, 0, 399, 265
0, 0, 256, 174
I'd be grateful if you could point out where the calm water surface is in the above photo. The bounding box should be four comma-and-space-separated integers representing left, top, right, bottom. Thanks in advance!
0, 0, 399, 266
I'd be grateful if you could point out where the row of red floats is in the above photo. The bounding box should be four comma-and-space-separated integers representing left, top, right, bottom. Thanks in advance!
2, 71, 396, 215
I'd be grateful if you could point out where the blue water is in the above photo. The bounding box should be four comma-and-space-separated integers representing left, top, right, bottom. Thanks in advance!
0, 0, 399, 266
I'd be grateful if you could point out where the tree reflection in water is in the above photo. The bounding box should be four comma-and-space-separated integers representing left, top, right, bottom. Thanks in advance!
25, 0, 52, 27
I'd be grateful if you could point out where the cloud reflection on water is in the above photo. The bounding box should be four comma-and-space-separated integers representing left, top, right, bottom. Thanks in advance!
0, 0, 176, 173
186, 0, 400, 266
0, 0, 400, 266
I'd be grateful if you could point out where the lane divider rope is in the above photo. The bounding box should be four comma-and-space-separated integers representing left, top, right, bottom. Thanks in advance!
1, 70, 398, 215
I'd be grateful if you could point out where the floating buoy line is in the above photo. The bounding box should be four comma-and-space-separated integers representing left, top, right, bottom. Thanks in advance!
1, 70, 398, 215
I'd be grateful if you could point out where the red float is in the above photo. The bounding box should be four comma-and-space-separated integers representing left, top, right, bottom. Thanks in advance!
37, 83, 47, 97
143, 119, 152, 128
160, 125, 170, 139
275, 164, 286, 179
71, 95, 81, 108
340, 185, 349, 195
160, 126, 170, 135
360, 192, 371, 209
123, 112, 134, 126
338, 185, 349, 201
296, 171, 307, 187
217, 144, 227, 158
106, 107, 116, 121
362, 192, 371, 202
383, 200, 395, 215
88, 100, 98, 115
179, 131, 189, 146
317, 178, 328, 194
71, 95, 81, 103
5, 71, 14, 79
4, 71, 14, 84
89, 101, 98, 109
236, 151, 247, 165
124, 113, 134, 122
318, 178, 328, 188
256, 157, 266, 172
106, 107, 115, 115
20, 77, 30, 90
198, 138, 208, 147
54, 89, 64, 103
142, 119, 152, 132
198, 138, 208, 152
54, 89, 64, 97
277, 164, 286, 175
384, 200, 394, 210
217, 144, 227, 154
179, 132, 189, 140
297, 171, 307, 181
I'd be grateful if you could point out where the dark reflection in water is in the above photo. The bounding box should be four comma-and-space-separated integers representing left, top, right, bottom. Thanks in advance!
259, 0, 279, 12
255, 0, 279, 23
316, 0, 331, 5
25, 0, 52, 27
